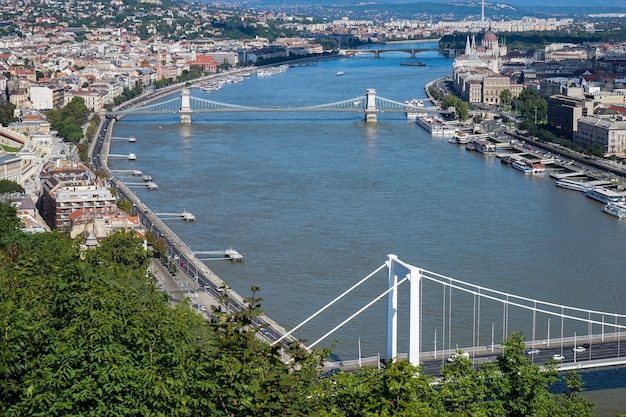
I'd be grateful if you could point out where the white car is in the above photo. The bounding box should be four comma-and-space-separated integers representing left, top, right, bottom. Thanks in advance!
572, 346, 586, 353
526, 348, 541, 356
447, 352, 470, 362
552, 354, 565, 361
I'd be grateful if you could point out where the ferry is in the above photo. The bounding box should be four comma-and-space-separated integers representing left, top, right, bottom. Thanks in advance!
472, 138, 497, 155
511, 159, 545, 174
602, 203, 626, 218
448, 132, 471, 144
585, 187, 626, 204
416, 116, 458, 137
555, 179, 591, 192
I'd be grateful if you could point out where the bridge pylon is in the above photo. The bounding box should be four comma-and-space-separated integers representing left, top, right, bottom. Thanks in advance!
387, 254, 421, 366
365, 89, 378, 122
180, 88, 192, 123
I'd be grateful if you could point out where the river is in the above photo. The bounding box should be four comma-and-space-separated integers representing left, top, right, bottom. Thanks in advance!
109, 42, 626, 415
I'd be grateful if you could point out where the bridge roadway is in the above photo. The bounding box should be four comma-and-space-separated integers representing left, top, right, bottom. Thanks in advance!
324, 333, 626, 375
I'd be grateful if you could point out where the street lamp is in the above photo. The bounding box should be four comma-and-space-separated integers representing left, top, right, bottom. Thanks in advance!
547, 318, 551, 347
358, 337, 362, 368
574, 332, 577, 363
434, 329, 437, 359
491, 323, 495, 352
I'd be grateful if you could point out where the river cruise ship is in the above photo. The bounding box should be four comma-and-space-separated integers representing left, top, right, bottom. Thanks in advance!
585, 187, 626, 204
257, 64, 289, 77
416, 116, 458, 137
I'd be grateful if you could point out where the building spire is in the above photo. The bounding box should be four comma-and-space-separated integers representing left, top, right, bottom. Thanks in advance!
481, 0, 485, 23
465, 35, 471, 56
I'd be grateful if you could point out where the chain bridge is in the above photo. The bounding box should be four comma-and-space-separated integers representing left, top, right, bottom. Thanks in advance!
105, 88, 450, 123
271, 255, 626, 374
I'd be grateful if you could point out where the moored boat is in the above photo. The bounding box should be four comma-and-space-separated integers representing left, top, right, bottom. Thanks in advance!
405, 99, 426, 120
585, 187, 626, 204
602, 203, 626, 218
257, 64, 289, 77
555, 179, 592, 192
416, 115, 458, 137
511, 159, 544, 174
473, 138, 497, 155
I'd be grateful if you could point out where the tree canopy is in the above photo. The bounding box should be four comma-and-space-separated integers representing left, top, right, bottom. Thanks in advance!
0, 202, 595, 416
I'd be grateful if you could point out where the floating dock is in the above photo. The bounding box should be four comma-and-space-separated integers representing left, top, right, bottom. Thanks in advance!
194, 248, 244, 262
111, 136, 136, 142
154, 210, 194, 220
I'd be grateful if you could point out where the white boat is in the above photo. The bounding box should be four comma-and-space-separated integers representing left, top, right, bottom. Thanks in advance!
181, 210, 195, 221
585, 187, 626, 204
416, 116, 458, 137
512, 160, 532, 174
511, 159, 544, 174
143, 175, 152, 182
257, 64, 289, 77
448, 132, 471, 144
602, 203, 626, 218
555, 179, 592, 192
473, 138, 497, 155
405, 99, 426, 120
336, 71, 344, 76
128, 153, 136, 160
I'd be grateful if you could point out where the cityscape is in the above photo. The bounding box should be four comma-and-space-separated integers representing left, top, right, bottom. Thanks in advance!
1, 0, 626, 415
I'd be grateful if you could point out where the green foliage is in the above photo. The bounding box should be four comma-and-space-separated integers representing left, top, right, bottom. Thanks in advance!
442, 94, 470, 120
513, 88, 547, 123
45, 97, 90, 143
500, 89, 512, 106
0, 179, 24, 194
113, 85, 143, 106
0, 102, 16, 127
116, 198, 134, 215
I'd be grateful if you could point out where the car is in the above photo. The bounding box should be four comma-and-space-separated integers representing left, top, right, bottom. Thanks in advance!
526, 348, 541, 356
447, 352, 470, 362
552, 354, 565, 361
572, 346, 586, 353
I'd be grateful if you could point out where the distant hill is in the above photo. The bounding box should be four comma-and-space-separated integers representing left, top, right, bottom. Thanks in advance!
203, 0, 626, 14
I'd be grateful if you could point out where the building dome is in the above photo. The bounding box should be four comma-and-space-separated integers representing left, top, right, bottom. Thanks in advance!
483, 31, 497, 43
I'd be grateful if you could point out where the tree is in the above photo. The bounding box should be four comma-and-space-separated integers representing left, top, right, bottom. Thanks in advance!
500, 89, 512, 106
116, 198, 134, 214
0, 179, 24, 194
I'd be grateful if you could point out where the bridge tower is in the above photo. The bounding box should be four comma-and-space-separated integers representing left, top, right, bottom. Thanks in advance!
180, 88, 192, 123
387, 254, 421, 366
364, 89, 378, 122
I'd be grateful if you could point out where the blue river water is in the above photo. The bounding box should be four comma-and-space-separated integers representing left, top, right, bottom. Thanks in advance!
109, 42, 626, 414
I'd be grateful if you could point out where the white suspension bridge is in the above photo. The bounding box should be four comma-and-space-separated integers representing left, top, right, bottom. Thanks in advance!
270, 255, 626, 373
105, 88, 451, 123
